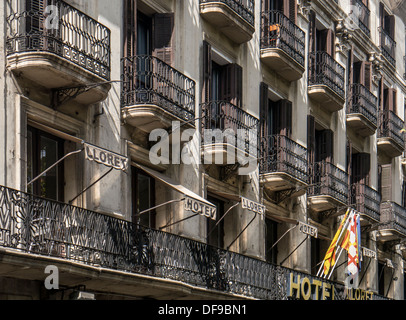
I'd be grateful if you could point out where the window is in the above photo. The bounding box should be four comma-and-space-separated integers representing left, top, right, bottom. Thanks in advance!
265, 218, 278, 264
262, 0, 297, 22
27, 126, 64, 202
311, 237, 322, 276
206, 195, 225, 248
132, 167, 155, 228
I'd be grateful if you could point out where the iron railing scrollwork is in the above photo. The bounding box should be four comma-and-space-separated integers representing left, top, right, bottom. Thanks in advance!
353, 0, 371, 37
6, 0, 111, 80
260, 10, 306, 68
308, 51, 345, 99
351, 183, 381, 222
379, 201, 406, 237
200, 0, 255, 27
259, 135, 308, 184
308, 161, 349, 205
200, 101, 260, 158
378, 109, 405, 150
348, 83, 378, 128
121, 55, 196, 123
0, 185, 390, 300
379, 27, 396, 67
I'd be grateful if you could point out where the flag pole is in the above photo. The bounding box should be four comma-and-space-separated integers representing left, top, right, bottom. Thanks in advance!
319, 209, 354, 278
326, 245, 345, 279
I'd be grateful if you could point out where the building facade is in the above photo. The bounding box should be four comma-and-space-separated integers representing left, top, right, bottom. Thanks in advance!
0, 0, 405, 300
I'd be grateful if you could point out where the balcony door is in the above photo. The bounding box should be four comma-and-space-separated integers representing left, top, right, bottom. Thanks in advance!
261, 0, 297, 22
27, 126, 64, 202
131, 167, 155, 228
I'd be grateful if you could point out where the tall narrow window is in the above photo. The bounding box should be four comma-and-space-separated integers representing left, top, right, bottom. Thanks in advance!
27, 126, 64, 202
265, 218, 278, 264
207, 196, 225, 249
132, 167, 155, 228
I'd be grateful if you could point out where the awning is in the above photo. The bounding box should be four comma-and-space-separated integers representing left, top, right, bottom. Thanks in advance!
134, 163, 217, 220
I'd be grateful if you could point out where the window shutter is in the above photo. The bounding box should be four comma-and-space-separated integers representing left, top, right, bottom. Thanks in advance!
307, 115, 316, 166
260, 82, 269, 138
380, 164, 392, 202
153, 13, 174, 65
289, 0, 297, 23
309, 10, 316, 54
124, 0, 137, 58
202, 41, 212, 103
221, 63, 243, 108
317, 129, 334, 163
273, 100, 292, 137
26, 0, 46, 33
384, 88, 397, 112
321, 29, 335, 56
388, 15, 395, 38
364, 62, 372, 90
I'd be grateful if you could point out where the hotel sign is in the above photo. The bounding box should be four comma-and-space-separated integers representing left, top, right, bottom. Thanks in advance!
299, 222, 318, 238
184, 197, 217, 220
85, 143, 129, 172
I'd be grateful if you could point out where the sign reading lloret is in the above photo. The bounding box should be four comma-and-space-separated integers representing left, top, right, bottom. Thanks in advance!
85, 143, 129, 172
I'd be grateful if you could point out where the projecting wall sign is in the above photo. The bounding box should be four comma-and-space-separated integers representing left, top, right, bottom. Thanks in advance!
84, 143, 129, 172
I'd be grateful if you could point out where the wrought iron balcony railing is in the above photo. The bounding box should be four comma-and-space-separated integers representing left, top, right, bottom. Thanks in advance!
348, 83, 378, 127
353, 0, 370, 37
379, 28, 396, 67
351, 183, 381, 222
309, 51, 346, 99
6, 0, 111, 80
200, 101, 259, 157
379, 201, 406, 237
308, 161, 349, 205
378, 109, 405, 149
259, 135, 308, 185
260, 10, 306, 68
0, 185, 389, 300
200, 0, 255, 27
121, 55, 196, 123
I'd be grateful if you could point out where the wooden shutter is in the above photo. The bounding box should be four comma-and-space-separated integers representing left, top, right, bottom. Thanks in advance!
352, 153, 371, 185
320, 29, 335, 56
260, 82, 269, 138
317, 129, 334, 163
307, 115, 316, 166
380, 164, 392, 202
26, 0, 46, 33
309, 11, 316, 54
364, 62, 372, 90
384, 88, 397, 112
124, 0, 137, 58
354, 61, 373, 90
283, 0, 296, 22
388, 15, 395, 38
220, 63, 243, 108
272, 100, 292, 137
202, 41, 212, 103
153, 13, 174, 65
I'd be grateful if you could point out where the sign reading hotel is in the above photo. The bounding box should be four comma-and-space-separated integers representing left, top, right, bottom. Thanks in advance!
241, 197, 265, 217
299, 221, 318, 238
287, 272, 374, 300
85, 143, 129, 172
184, 197, 217, 220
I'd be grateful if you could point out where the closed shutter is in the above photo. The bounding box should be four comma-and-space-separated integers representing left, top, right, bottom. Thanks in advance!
307, 115, 316, 167
260, 82, 269, 138
26, 0, 46, 33
354, 61, 373, 90
384, 88, 397, 112
202, 41, 212, 104
124, 0, 137, 58
283, 0, 296, 22
379, 164, 392, 202
317, 129, 334, 163
272, 100, 292, 137
309, 10, 316, 54
220, 63, 243, 108
153, 13, 174, 65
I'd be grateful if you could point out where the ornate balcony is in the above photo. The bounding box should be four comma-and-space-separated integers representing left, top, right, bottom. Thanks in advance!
308, 161, 349, 212
351, 183, 381, 224
260, 10, 305, 81
347, 83, 378, 137
200, 101, 259, 166
199, 0, 255, 44
6, 0, 111, 105
379, 201, 406, 241
379, 28, 396, 67
0, 185, 389, 300
259, 135, 308, 192
308, 51, 346, 112
121, 55, 196, 133
353, 0, 371, 37
377, 110, 405, 158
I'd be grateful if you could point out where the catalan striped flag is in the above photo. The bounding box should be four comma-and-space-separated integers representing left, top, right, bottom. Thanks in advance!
322, 209, 353, 276
348, 213, 361, 276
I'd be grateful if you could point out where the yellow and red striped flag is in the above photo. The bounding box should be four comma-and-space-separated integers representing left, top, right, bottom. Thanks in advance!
322, 209, 353, 276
